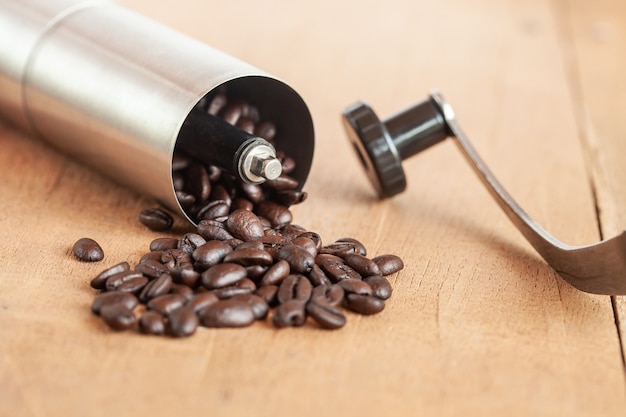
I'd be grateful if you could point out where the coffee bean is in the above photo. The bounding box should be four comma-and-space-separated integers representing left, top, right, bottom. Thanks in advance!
116, 276, 150, 294
260, 259, 290, 286
139, 208, 173, 232
197, 200, 230, 220
311, 284, 344, 307
277, 245, 314, 273
139, 251, 165, 265
338, 279, 373, 296
192, 240, 233, 270
199, 299, 256, 328
306, 300, 346, 330
223, 248, 273, 266
168, 307, 199, 338
170, 264, 200, 288
147, 293, 187, 315
185, 163, 211, 202
254, 120, 276, 141
231, 197, 254, 212
170, 284, 195, 300
306, 264, 332, 287
178, 233, 206, 255
235, 240, 264, 251
277, 274, 313, 304
363, 276, 393, 300
226, 209, 265, 241
345, 293, 385, 315
187, 292, 219, 314
135, 259, 169, 279
161, 249, 192, 268
297, 232, 322, 252
372, 254, 404, 276
254, 285, 279, 306
264, 174, 299, 191
231, 294, 269, 319
92, 291, 138, 315
90, 262, 130, 290
336, 238, 367, 256
255, 201, 292, 227
172, 152, 192, 171
100, 303, 136, 331
201, 263, 247, 289
245, 265, 268, 280
139, 273, 173, 302
317, 255, 361, 282
105, 270, 145, 292
139, 310, 166, 335
272, 300, 306, 328
197, 219, 234, 241
175, 191, 195, 207
273, 190, 308, 206
239, 182, 263, 203
342, 253, 381, 277
209, 185, 232, 206
291, 236, 318, 257
149, 237, 179, 252
72, 237, 104, 262
212, 286, 254, 299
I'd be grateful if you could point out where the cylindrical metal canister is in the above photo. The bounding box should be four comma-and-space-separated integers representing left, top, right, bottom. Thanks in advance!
0, 0, 314, 224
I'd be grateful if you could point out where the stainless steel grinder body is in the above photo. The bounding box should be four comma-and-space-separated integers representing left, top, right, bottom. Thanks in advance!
0, 0, 314, 223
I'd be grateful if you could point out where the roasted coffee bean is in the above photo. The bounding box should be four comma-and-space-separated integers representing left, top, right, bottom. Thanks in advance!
338, 279, 373, 296
139, 273, 173, 302
105, 270, 145, 292
291, 236, 318, 257
199, 299, 256, 328
185, 163, 211, 202
168, 307, 199, 338
92, 291, 138, 315
254, 120, 276, 141
297, 232, 322, 252
175, 191, 195, 207
311, 284, 344, 307
210, 185, 232, 206
178, 233, 207, 255
135, 260, 169, 279
273, 190, 308, 206
139, 310, 166, 335
277, 224, 307, 240
139, 208, 173, 232
231, 197, 254, 212
363, 276, 393, 300
161, 249, 192, 268
72, 237, 104, 262
235, 240, 264, 251
170, 265, 200, 288
345, 293, 385, 315
173, 172, 185, 190
201, 263, 247, 289
223, 248, 273, 266
197, 219, 234, 241
372, 254, 405, 276
116, 276, 150, 294
197, 200, 230, 220
306, 300, 346, 330
192, 240, 233, 270
170, 284, 195, 300
342, 253, 381, 277
260, 259, 290, 286
147, 293, 187, 315
246, 265, 268, 280
212, 286, 254, 299
272, 299, 306, 328
239, 182, 263, 203
231, 294, 269, 319
336, 238, 367, 256
254, 285, 279, 306
139, 251, 165, 265
100, 303, 136, 331
149, 237, 179, 252
277, 274, 313, 304
277, 245, 315, 273
259, 235, 286, 258
226, 209, 264, 241
187, 292, 219, 314
90, 262, 130, 290
317, 255, 361, 282
236, 117, 255, 134
306, 264, 332, 287
264, 174, 299, 191
172, 152, 192, 171
255, 201, 292, 227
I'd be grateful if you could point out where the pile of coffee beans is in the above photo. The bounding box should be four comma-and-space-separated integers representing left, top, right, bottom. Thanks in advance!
88, 91, 404, 336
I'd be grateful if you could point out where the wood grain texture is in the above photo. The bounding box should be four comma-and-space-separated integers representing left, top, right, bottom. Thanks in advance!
1, 0, 625, 416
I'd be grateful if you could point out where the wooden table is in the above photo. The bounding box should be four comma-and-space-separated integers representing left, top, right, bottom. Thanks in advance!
2, 0, 625, 415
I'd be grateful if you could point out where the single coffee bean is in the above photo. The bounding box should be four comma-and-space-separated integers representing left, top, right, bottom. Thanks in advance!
317, 255, 361, 282
223, 238, 244, 249
197, 219, 234, 241
199, 299, 256, 328
236, 117, 255, 134
235, 240, 264, 251
90, 262, 130, 290
192, 240, 233, 270
135, 259, 169, 279
335, 237, 367, 256
363, 276, 393, 300
255, 201, 292, 228
263, 174, 299, 191
245, 265, 268, 280
92, 291, 138, 315
345, 293, 385, 315
273, 190, 308, 206
311, 284, 344, 307
139, 310, 166, 335
212, 286, 254, 299
139, 250, 165, 265
297, 232, 322, 252
277, 245, 315, 274
187, 292, 219, 314
226, 209, 265, 241
197, 200, 230, 220
161, 249, 192, 268
149, 237, 179, 252
210, 185, 232, 206
172, 152, 192, 171
201, 263, 247, 289
185, 163, 211, 202
105, 270, 145, 292
276, 151, 295, 173
272, 299, 306, 328
223, 248, 273, 266
231, 294, 270, 320
147, 293, 187, 315
139, 208, 174, 232
342, 253, 381, 277
259, 235, 286, 258
100, 303, 136, 331
219, 103, 243, 125
178, 233, 207, 255
175, 191, 196, 207
372, 254, 405, 276
168, 307, 199, 338
72, 237, 104, 262
260, 260, 290, 286
231, 197, 254, 212
170, 265, 200, 288
277, 224, 307, 240
338, 279, 373, 296
306, 264, 332, 287
254, 120, 276, 141
291, 236, 318, 257
306, 300, 346, 330
277, 274, 313, 304
239, 182, 263, 203
254, 285, 279, 306
139, 273, 173, 302
170, 284, 195, 300
116, 276, 150, 294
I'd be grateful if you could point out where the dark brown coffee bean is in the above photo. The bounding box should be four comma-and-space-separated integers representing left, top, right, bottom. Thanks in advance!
219, 103, 243, 125
100, 303, 136, 331
149, 237, 179, 252
90, 262, 130, 290
363, 276, 393, 300
168, 307, 199, 338
231, 294, 269, 319
175, 191, 195, 207
201, 263, 247, 289
338, 279, 373, 296
223, 238, 244, 249
235, 240, 264, 251
199, 299, 255, 328
116, 276, 150, 294
105, 270, 145, 292
259, 235, 286, 258
345, 293, 385, 315
306, 300, 346, 330
212, 286, 254, 299
185, 163, 211, 202
92, 291, 138, 315
187, 292, 219, 314
254, 120, 276, 141
277, 224, 307, 240
226, 209, 264, 241
264, 175, 299, 191
161, 249, 192, 268
236, 117, 255, 134
231, 197, 254, 212
277, 245, 315, 273
209, 185, 232, 206
192, 240, 233, 270
291, 236, 318, 257
246, 265, 268, 280
273, 190, 308, 206
197, 219, 234, 241
317, 255, 361, 282
139, 208, 173, 232
277, 274, 313, 304
336, 238, 367, 256
172, 152, 192, 171
297, 232, 322, 251
372, 254, 405, 276
170, 265, 200, 288
254, 285, 279, 306
260, 260, 290, 286
139, 310, 166, 335
135, 260, 169, 279
306, 264, 332, 287
170, 284, 195, 300
311, 284, 344, 307
139, 251, 165, 265
197, 200, 230, 220
72, 237, 104, 262
272, 300, 306, 328
239, 182, 263, 203
342, 253, 381, 277
255, 201, 292, 227
147, 293, 187, 315
139, 273, 173, 302
178, 233, 206, 255
223, 248, 273, 266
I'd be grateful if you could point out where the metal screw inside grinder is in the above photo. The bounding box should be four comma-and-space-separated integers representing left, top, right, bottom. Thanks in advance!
342, 95, 450, 198
238, 139, 283, 183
